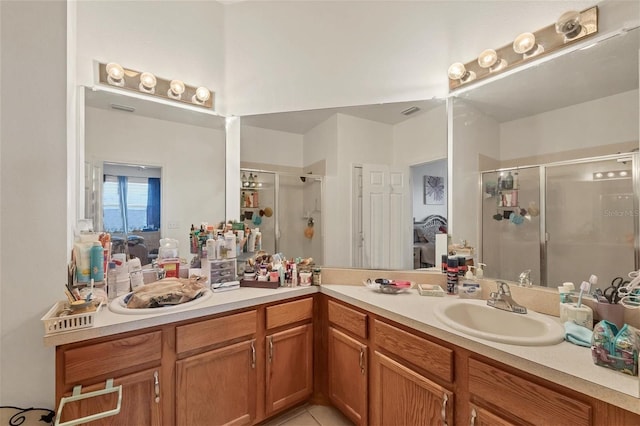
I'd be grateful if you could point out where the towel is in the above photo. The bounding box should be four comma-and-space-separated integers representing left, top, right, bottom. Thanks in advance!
564, 321, 593, 347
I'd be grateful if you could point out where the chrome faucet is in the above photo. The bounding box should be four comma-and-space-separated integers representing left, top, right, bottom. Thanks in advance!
487, 281, 527, 314
518, 269, 532, 287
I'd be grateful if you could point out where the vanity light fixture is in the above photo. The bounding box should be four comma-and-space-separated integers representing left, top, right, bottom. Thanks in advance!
106, 62, 125, 87
98, 62, 215, 109
513, 32, 544, 59
593, 170, 631, 180
477, 49, 507, 73
168, 80, 186, 100
556, 10, 583, 41
447, 62, 476, 84
139, 72, 157, 93
447, 6, 598, 91
193, 87, 211, 104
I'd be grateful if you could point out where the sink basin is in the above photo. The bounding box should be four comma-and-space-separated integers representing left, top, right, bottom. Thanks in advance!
434, 299, 565, 346
109, 288, 213, 315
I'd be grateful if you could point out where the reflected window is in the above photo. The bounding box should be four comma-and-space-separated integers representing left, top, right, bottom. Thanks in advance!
103, 168, 161, 233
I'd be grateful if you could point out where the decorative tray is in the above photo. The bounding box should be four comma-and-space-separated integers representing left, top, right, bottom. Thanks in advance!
363, 279, 414, 294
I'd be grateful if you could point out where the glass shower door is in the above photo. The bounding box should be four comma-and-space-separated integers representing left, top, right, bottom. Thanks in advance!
481, 166, 541, 285
545, 155, 637, 288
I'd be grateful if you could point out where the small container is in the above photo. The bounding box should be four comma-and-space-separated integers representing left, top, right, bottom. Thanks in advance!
441, 255, 448, 274
312, 268, 322, 285
417, 284, 445, 297
269, 271, 280, 282
299, 271, 312, 286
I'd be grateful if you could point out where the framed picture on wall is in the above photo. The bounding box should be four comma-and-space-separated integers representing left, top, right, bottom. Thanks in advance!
424, 175, 444, 205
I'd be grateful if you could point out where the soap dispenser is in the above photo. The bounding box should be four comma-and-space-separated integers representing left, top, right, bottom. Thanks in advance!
476, 263, 485, 279
459, 267, 481, 299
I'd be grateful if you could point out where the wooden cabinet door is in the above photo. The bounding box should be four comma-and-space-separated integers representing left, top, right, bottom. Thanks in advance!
265, 323, 313, 415
469, 404, 516, 426
176, 339, 257, 426
371, 351, 453, 426
58, 367, 162, 426
328, 327, 368, 426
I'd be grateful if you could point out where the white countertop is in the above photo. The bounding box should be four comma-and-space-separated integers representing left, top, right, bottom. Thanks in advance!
43, 283, 640, 413
43, 286, 317, 347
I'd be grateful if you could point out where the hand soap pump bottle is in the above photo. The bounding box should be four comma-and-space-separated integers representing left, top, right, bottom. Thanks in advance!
459, 268, 481, 299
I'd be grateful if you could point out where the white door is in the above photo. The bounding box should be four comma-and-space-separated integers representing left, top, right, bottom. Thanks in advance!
361, 164, 409, 269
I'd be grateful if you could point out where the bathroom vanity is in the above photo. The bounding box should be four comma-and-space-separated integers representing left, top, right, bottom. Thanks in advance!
46, 283, 640, 425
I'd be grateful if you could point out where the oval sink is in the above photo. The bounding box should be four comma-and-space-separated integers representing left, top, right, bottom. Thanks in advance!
434, 299, 564, 346
109, 288, 213, 315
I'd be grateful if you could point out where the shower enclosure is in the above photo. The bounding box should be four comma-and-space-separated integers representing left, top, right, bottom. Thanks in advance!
240, 169, 323, 264
481, 153, 638, 287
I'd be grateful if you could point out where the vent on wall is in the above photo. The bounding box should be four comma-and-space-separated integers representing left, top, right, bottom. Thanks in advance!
110, 103, 135, 113
400, 106, 421, 116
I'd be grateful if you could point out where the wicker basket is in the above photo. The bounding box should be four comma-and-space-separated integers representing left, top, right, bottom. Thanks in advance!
41, 301, 102, 335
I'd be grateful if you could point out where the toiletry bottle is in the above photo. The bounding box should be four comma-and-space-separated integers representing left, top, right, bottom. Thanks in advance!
107, 262, 117, 301
90, 241, 105, 283
446, 256, 459, 294
513, 172, 519, 189
206, 238, 216, 261
292, 262, 298, 286
504, 171, 514, 190
255, 228, 262, 251
75, 241, 92, 283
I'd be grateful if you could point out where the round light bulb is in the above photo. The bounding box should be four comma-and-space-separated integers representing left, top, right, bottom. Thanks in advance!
607, 172, 616, 178
477, 49, 498, 69
556, 10, 582, 40
620, 171, 628, 177
447, 62, 466, 80
169, 80, 185, 97
595, 172, 603, 178
195, 87, 211, 103
105, 63, 125, 86
513, 33, 536, 54
139, 72, 157, 90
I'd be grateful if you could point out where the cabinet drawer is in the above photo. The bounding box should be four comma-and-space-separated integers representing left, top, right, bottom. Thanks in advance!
468, 358, 591, 425
373, 320, 453, 383
328, 300, 367, 339
177, 310, 257, 355
63, 331, 162, 384
266, 297, 313, 330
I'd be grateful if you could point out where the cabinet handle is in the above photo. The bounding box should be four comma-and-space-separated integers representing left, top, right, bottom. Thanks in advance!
268, 336, 273, 362
154, 371, 160, 404
470, 408, 477, 426
250, 340, 256, 369
441, 393, 449, 426
359, 347, 365, 374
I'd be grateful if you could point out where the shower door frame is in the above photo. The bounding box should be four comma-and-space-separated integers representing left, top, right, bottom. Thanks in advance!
480, 152, 639, 287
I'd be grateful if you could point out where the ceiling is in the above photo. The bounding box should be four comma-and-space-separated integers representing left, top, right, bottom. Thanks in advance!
240, 98, 444, 135
458, 26, 640, 123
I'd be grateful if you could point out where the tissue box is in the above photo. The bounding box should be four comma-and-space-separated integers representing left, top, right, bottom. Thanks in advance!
591, 320, 639, 376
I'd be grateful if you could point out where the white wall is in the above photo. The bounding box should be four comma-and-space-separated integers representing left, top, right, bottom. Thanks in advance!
451, 99, 501, 252
241, 125, 303, 167
500, 90, 639, 160
393, 105, 447, 168
1, 0, 67, 408
85, 107, 226, 258
76, 1, 226, 113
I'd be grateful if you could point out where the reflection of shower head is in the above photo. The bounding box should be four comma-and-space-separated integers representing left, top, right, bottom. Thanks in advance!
300, 176, 306, 183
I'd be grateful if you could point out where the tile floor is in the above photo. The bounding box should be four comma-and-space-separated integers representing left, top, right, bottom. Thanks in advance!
262, 404, 354, 426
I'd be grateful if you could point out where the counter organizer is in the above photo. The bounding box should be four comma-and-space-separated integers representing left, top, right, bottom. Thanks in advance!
363, 278, 414, 294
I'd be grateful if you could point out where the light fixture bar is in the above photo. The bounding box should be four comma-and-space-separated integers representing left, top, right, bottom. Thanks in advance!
98, 62, 214, 109
448, 6, 598, 91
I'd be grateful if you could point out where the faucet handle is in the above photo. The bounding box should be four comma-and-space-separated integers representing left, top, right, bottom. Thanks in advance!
497, 281, 511, 296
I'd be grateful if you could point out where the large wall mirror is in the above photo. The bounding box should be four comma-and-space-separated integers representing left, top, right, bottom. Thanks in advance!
240, 99, 447, 270
82, 87, 227, 265
451, 25, 640, 290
